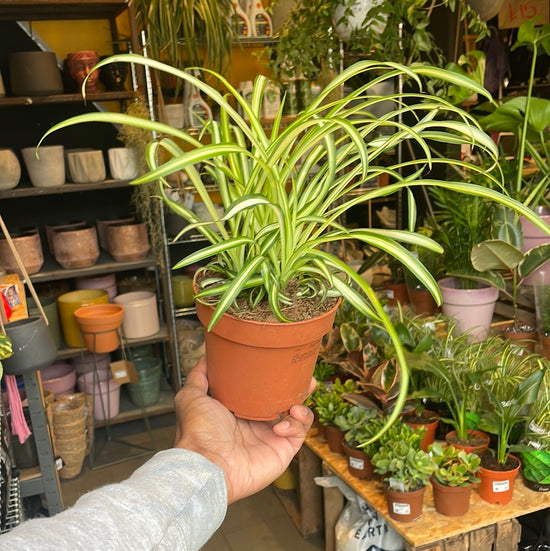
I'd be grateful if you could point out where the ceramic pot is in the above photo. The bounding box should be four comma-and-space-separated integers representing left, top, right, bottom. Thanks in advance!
9, 51, 64, 96
402, 410, 440, 452
107, 221, 150, 262
0, 230, 44, 275
127, 358, 162, 407
95, 216, 135, 251
99, 58, 128, 91
27, 295, 63, 349
2, 316, 57, 375
342, 441, 376, 479
172, 275, 195, 307
438, 277, 499, 342
325, 425, 345, 454
40, 361, 76, 397
74, 303, 125, 353
57, 289, 109, 348
445, 429, 491, 455
45, 220, 86, 253
75, 273, 117, 300
478, 453, 520, 505
107, 148, 138, 180
384, 485, 426, 523
332, 0, 386, 41
194, 293, 339, 421
64, 50, 100, 93
113, 291, 160, 339
0, 149, 21, 190
162, 104, 185, 129
71, 352, 111, 376
520, 208, 550, 286
52, 225, 100, 269
66, 149, 106, 183
431, 477, 472, 516
21, 145, 65, 188
78, 376, 121, 421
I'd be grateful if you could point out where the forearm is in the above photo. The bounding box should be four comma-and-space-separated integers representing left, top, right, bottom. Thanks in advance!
0, 449, 227, 550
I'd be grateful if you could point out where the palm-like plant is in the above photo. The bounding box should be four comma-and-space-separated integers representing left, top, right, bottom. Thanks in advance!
38, 54, 550, 439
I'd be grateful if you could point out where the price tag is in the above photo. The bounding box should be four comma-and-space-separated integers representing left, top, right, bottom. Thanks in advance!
110, 360, 138, 384
499, 0, 549, 29
392, 502, 411, 515
493, 480, 510, 493
349, 457, 364, 469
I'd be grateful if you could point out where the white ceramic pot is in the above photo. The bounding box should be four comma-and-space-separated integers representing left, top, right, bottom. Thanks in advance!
66, 149, 106, 183
0, 149, 21, 190
108, 147, 139, 180
21, 145, 65, 188
114, 291, 160, 338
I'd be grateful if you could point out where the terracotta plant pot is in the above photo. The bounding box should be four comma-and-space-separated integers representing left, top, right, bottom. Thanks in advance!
502, 322, 537, 353
384, 485, 426, 522
407, 286, 437, 315
438, 277, 499, 342
0, 230, 44, 275
96, 215, 135, 250
342, 441, 375, 479
194, 297, 339, 421
45, 220, 86, 253
52, 225, 100, 269
2, 316, 57, 375
325, 425, 345, 454
402, 410, 440, 452
385, 282, 409, 307
445, 429, 490, 455
431, 477, 473, 516
74, 303, 125, 353
107, 221, 150, 262
478, 453, 520, 505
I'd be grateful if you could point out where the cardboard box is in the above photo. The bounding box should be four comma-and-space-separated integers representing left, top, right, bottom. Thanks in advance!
499, 0, 549, 29
0, 274, 28, 323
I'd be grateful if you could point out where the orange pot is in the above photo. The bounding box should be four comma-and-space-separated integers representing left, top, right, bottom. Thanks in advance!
445, 429, 490, 455
74, 303, 125, 353
478, 454, 520, 505
403, 410, 440, 452
194, 298, 339, 421
384, 485, 426, 522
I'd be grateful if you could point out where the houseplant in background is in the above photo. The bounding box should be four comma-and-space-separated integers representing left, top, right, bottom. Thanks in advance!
38, 54, 550, 429
476, 337, 545, 504
429, 441, 481, 517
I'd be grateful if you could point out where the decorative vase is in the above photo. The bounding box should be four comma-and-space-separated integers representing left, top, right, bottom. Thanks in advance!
21, 145, 66, 188
57, 289, 109, 348
402, 410, 440, 452
0, 229, 44, 275
342, 441, 376, 479
106, 221, 150, 261
66, 149, 106, 183
99, 57, 128, 91
52, 225, 100, 269
445, 429, 491, 455
2, 316, 57, 375
431, 477, 473, 516
478, 453, 520, 505
325, 425, 345, 454
384, 485, 426, 523
74, 303, 125, 353
194, 295, 339, 421
9, 51, 64, 96
0, 149, 21, 190
63, 50, 101, 93
107, 147, 139, 181
438, 277, 499, 342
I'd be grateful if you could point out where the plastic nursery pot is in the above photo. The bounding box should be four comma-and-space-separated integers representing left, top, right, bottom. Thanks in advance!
194, 296, 340, 421
430, 477, 473, 517
73, 303, 125, 353
402, 410, 440, 452
342, 442, 376, 480
445, 430, 490, 455
384, 485, 426, 523
325, 425, 345, 454
478, 453, 521, 505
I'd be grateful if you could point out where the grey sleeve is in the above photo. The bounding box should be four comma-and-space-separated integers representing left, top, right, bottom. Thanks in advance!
0, 448, 228, 551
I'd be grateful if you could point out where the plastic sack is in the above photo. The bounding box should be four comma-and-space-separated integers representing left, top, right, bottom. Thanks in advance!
316, 476, 404, 551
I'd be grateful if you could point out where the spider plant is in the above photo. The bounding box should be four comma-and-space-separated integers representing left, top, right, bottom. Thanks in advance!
38, 53, 550, 440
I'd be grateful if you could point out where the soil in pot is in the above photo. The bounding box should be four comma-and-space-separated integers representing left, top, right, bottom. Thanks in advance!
445, 429, 490, 455
502, 322, 537, 353
478, 452, 520, 505
431, 477, 473, 516
402, 410, 440, 452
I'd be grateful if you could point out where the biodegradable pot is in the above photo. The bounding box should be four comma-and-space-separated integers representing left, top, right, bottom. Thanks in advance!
106, 221, 150, 262
21, 145, 65, 188
2, 316, 57, 375
52, 225, 100, 269
74, 303, 125, 353
402, 410, 440, 452
66, 149, 106, 184
445, 429, 491, 455
478, 453, 520, 505
0, 149, 21, 190
325, 425, 345, 454
57, 289, 109, 348
107, 147, 138, 180
9, 51, 64, 96
113, 291, 160, 339
384, 485, 426, 523
342, 441, 376, 479
194, 296, 339, 421
431, 477, 473, 516
438, 277, 499, 342
0, 230, 44, 275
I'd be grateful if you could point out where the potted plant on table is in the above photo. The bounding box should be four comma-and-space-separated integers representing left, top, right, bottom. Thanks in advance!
38, 54, 550, 431
429, 441, 481, 517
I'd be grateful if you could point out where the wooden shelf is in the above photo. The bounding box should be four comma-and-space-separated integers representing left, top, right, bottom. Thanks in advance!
0, 0, 131, 21
0, 179, 134, 199
0, 91, 138, 108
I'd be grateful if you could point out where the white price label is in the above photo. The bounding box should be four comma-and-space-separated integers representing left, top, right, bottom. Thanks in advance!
392, 502, 411, 515
492, 480, 510, 493
114, 370, 127, 379
349, 457, 364, 470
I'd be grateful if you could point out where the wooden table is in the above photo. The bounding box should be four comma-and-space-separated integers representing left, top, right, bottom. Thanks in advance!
305, 430, 550, 551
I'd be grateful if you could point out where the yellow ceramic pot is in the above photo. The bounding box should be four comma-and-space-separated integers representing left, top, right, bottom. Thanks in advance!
171, 275, 194, 308
57, 289, 109, 347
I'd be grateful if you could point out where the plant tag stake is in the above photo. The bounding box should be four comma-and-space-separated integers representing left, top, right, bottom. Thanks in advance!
110, 360, 139, 384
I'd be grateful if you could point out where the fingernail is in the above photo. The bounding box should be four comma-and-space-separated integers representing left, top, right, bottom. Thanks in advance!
278, 420, 290, 430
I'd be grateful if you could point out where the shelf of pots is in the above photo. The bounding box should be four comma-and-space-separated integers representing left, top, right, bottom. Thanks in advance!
38, 52, 550, 431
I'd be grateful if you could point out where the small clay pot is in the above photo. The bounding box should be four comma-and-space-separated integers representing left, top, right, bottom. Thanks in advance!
107, 221, 150, 262
52, 225, 100, 269
0, 230, 44, 275
64, 50, 100, 93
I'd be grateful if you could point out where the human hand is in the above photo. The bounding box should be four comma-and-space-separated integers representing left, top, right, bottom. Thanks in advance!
174, 357, 314, 504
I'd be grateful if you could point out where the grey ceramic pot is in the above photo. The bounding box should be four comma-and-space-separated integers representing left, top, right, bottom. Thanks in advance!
3, 316, 57, 375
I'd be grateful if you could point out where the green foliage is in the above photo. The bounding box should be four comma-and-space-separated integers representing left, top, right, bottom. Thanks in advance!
429, 442, 480, 487
334, 405, 378, 444
313, 378, 357, 426
313, 361, 337, 383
